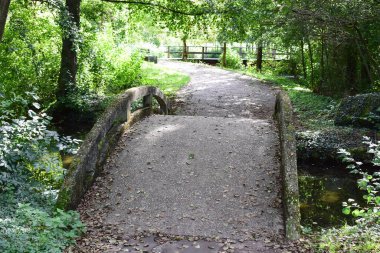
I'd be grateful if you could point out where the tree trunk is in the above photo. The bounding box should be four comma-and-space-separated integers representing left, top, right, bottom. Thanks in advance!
306, 38, 315, 89
355, 38, 373, 88
56, 0, 81, 101
354, 27, 375, 85
182, 37, 188, 61
222, 42, 226, 67
300, 38, 307, 79
256, 40, 263, 72
346, 44, 357, 95
320, 35, 325, 91
0, 0, 11, 41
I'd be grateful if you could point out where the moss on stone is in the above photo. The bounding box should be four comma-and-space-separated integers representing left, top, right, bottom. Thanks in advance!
296, 128, 371, 165
56, 188, 72, 210
56, 86, 169, 211
335, 93, 380, 129
275, 91, 301, 240
97, 139, 104, 151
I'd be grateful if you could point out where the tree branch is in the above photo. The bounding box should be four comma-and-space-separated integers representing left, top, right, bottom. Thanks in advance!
102, 0, 211, 16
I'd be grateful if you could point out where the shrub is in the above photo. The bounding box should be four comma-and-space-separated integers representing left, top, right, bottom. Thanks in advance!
220, 50, 243, 69
338, 137, 380, 217
0, 93, 84, 252
319, 215, 380, 253
0, 204, 85, 253
262, 59, 300, 76
0, 95, 80, 189
316, 137, 380, 252
0, 2, 61, 106
108, 51, 144, 93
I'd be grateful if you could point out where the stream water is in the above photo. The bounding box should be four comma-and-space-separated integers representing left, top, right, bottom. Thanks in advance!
298, 164, 365, 230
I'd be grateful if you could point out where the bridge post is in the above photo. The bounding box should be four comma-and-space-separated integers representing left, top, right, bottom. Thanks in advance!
202, 47, 205, 60
126, 100, 131, 121
56, 86, 170, 210
143, 94, 153, 108
167, 46, 170, 59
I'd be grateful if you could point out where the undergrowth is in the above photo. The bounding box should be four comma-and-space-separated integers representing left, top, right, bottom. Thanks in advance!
240, 68, 338, 131
315, 138, 380, 252
0, 93, 85, 252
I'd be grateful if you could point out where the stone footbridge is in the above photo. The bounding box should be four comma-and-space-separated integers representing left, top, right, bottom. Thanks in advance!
59, 61, 300, 253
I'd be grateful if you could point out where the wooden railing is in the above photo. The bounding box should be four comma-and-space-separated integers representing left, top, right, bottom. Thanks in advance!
165, 46, 289, 61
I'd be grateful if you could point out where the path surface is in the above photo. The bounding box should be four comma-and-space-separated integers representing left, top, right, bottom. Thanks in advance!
164, 61, 275, 119
72, 61, 297, 253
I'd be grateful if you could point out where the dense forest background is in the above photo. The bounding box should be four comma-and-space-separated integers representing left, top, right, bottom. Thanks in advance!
1, 0, 379, 104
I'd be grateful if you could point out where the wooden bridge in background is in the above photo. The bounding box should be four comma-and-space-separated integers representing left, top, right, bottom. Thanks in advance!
164, 45, 290, 65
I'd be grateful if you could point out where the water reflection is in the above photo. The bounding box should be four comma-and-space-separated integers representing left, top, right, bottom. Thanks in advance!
298, 166, 365, 229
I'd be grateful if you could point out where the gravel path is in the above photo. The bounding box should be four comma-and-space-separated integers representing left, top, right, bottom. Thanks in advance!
162, 61, 276, 119
70, 61, 306, 253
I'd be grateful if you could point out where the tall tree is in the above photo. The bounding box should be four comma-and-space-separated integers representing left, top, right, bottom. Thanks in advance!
56, 0, 215, 103
56, 0, 81, 102
278, 0, 380, 96
0, 0, 11, 41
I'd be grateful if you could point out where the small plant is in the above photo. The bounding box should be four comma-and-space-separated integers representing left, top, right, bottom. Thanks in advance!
338, 137, 380, 218
0, 204, 85, 253
108, 51, 144, 93
220, 50, 243, 69
316, 137, 380, 252
0, 93, 84, 251
0, 93, 80, 190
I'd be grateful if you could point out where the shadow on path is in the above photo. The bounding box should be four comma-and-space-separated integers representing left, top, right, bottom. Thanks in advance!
71, 61, 298, 253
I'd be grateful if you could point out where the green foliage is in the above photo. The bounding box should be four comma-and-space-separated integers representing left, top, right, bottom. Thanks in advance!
0, 0, 61, 106
315, 138, 380, 252
126, 0, 216, 41
338, 137, 380, 216
0, 91, 40, 120
78, 10, 146, 95
220, 50, 243, 69
318, 215, 380, 253
288, 90, 337, 130
26, 152, 64, 189
0, 204, 85, 253
0, 94, 84, 251
62, 88, 110, 116
109, 52, 144, 93
277, 0, 380, 96
0, 93, 80, 189
260, 59, 300, 76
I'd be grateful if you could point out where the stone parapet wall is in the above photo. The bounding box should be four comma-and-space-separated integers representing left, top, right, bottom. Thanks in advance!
57, 86, 168, 210
275, 91, 301, 240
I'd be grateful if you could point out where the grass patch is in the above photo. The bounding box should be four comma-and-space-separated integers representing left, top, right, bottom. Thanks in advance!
287, 89, 337, 130
141, 62, 190, 98
316, 214, 380, 253
240, 69, 339, 130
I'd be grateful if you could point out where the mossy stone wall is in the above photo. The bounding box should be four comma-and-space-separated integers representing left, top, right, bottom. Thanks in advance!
275, 91, 301, 240
56, 86, 168, 210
